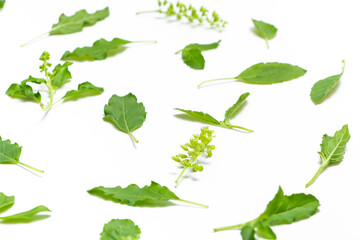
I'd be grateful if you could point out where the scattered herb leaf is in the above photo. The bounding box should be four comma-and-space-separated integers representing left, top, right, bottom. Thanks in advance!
61, 38, 157, 61
214, 186, 320, 240
0, 0, 5, 9
0, 136, 44, 174
137, 0, 227, 32
101, 219, 141, 240
310, 60, 345, 104
21, 7, 109, 47
175, 40, 220, 70
104, 93, 146, 144
176, 93, 253, 132
88, 181, 208, 208
0, 193, 14, 212
172, 127, 215, 184
306, 124, 350, 187
0, 205, 51, 222
252, 19, 277, 49
198, 62, 306, 87
6, 51, 103, 112
62, 82, 104, 101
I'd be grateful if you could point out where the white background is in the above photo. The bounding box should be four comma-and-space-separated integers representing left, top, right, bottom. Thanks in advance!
0, 0, 360, 239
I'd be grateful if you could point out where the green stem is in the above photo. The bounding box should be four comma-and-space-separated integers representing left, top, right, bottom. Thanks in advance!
42, 69, 56, 112
17, 162, 44, 174
214, 219, 257, 232
175, 166, 188, 184
130, 40, 158, 44
197, 77, 236, 88
178, 199, 208, 208
305, 162, 328, 187
341, 60, 345, 74
128, 132, 139, 144
265, 39, 270, 49
20, 31, 49, 47
136, 10, 162, 15
228, 124, 254, 133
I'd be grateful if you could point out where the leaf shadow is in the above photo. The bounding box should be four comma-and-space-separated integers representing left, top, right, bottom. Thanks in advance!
0, 214, 50, 224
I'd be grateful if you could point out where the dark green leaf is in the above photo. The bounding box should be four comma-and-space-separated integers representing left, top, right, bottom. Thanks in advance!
0, 192, 14, 212
310, 61, 345, 104
62, 82, 104, 100
255, 222, 276, 239
0, 0, 5, 9
181, 48, 205, 70
175, 108, 220, 125
237, 62, 306, 84
241, 225, 256, 240
51, 62, 72, 88
224, 92, 249, 122
101, 219, 141, 240
0, 205, 50, 221
22, 76, 46, 85
104, 93, 146, 144
61, 38, 132, 61
50, 7, 110, 35
252, 19, 277, 48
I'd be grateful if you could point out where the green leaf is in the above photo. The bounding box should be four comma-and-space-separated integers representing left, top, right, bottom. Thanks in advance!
255, 222, 276, 239
177, 40, 220, 70
62, 82, 104, 100
88, 181, 208, 208
175, 93, 253, 132
0, 192, 14, 212
61, 38, 132, 61
306, 124, 350, 187
0, 0, 5, 9
0, 136, 44, 173
310, 60, 345, 104
51, 62, 73, 88
241, 225, 256, 240
0, 205, 51, 222
104, 93, 147, 144
101, 219, 141, 240
6, 83, 42, 103
198, 62, 307, 87
50, 7, 110, 35
252, 19, 277, 48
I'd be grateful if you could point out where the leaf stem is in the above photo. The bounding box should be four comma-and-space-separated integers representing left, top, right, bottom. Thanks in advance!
178, 199, 208, 208
228, 124, 254, 132
20, 31, 49, 47
175, 166, 188, 184
128, 132, 139, 144
197, 78, 236, 88
214, 223, 245, 232
131, 40, 158, 44
265, 39, 270, 49
17, 162, 44, 173
305, 162, 328, 187
136, 10, 162, 15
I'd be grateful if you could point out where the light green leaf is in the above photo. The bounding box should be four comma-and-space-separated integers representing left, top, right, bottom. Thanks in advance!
51, 62, 73, 88
310, 60, 345, 104
88, 181, 208, 208
252, 19, 277, 48
6, 83, 42, 103
0, 192, 14, 212
224, 92, 250, 122
101, 219, 141, 240
175, 93, 253, 132
0, 205, 50, 221
50, 7, 110, 35
0, 0, 5, 9
62, 82, 104, 100
61, 38, 131, 61
0, 136, 44, 173
306, 124, 350, 187
177, 40, 221, 70
241, 225, 256, 240
104, 93, 146, 144
255, 222, 276, 239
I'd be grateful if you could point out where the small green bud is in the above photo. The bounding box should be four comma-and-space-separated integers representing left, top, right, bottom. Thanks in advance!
180, 144, 188, 151
178, 154, 188, 159
172, 156, 181, 162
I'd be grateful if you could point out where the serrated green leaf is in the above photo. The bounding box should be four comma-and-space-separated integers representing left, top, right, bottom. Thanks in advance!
6, 83, 42, 103
50, 7, 109, 35
62, 82, 104, 100
178, 40, 220, 70
252, 19, 277, 48
61, 38, 132, 61
175, 108, 220, 125
0, 192, 14, 212
0, 136, 44, 173
306, 124, 350, 187
224, 92, 250, 122
51, 62, 72, 88
237, 62, 306, 84
241, 225, 256, 240
0, 205, 50, 221
104, 93, 146, 144
101, 219, 141, 240
310, 61, 345, 104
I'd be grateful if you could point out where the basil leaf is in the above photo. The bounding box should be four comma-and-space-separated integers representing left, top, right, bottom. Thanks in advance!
6, 83, 42, 103
62, 82, 104, 101
224, 92, 250, 123
175, 108, 220, 125
104, 93, 147, 144
88, 181, 208, 208
241, 225, 256, 240
255, 222, 276, 239
0, 192, 14, 212
306, 124, 350, 187
50, 7, 110, 35
252, 19, 277, 48
310, 60, 345, 104
0, 205, 50, 222
51, 62, 73, 88
0, 0, 5, 9
101, 219, 141, 240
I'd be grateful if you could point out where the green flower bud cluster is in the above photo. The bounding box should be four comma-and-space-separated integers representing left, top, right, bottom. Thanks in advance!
157, 0, 227, 31
173, 126, 215, 184
39, 51, 51, 74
